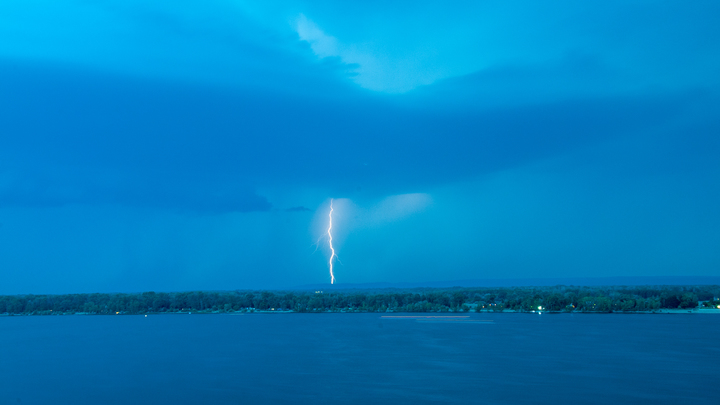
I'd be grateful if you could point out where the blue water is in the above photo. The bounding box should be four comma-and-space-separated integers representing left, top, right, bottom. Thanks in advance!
1, 313, 718, 404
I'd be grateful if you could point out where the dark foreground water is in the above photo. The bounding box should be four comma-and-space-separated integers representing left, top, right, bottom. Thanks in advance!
1, 313, 718, 404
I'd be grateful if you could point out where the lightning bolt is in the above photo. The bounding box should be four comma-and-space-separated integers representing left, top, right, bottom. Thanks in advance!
327, 198, 336, 284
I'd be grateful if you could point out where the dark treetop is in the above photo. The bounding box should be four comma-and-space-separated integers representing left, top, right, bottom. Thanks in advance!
2, 285, 719, 315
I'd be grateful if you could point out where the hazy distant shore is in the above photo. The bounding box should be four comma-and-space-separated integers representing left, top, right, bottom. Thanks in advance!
3, 309, 720, 316
2, 284, 719, 316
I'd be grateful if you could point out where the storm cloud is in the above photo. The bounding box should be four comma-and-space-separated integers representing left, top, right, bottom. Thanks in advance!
1, 1, 718, 293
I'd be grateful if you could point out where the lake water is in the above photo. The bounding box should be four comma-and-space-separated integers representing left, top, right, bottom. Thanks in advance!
1, 313, 718, 404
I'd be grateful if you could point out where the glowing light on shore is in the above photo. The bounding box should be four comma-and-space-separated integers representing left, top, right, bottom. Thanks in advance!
327, 199, 336, 284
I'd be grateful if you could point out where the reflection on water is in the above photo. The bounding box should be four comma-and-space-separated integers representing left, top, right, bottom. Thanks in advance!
382, 315, 494, 323
0, 313, 717, 404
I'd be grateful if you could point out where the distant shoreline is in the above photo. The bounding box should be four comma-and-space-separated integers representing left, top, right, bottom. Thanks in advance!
2, 308, 720, 317
2, 285, 719, 316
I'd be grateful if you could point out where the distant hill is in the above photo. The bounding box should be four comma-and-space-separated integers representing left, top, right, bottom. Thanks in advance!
293, 276, 720, 291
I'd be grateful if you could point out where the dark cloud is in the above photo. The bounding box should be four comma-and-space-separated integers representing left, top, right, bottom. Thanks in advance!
2, 59, 711, 212
0, 169, 272, 213
404, 53, 616, 110
1, 2, 719, 293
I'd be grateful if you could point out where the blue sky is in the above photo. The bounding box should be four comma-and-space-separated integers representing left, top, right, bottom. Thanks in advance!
1, 1, 719, 293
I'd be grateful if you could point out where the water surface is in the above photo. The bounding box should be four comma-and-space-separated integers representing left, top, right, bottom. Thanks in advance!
1, 313, 717, 404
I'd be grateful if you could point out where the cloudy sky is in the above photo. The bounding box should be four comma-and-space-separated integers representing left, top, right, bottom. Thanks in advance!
1, 1, 719, 294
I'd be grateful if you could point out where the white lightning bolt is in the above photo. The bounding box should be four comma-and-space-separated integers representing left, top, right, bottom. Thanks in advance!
327, 198, 336, 284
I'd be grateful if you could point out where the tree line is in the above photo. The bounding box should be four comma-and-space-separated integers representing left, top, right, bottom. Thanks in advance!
1, 285, 718, 315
